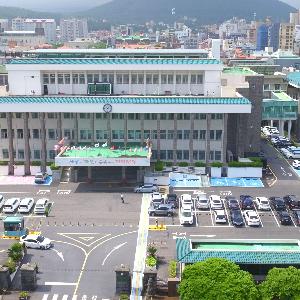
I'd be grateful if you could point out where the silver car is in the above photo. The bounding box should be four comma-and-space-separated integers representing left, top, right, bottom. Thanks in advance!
134, 184, 159, 193
196, 193, 209, 210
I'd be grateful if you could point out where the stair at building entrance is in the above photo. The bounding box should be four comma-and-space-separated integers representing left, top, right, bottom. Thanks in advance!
60, 166, 71, 183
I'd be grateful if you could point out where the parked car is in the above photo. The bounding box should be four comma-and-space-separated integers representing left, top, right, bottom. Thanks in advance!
225, 196, 240, 210
213, 210, 227, 224
3, 198, 20, 213
230, 209, 244, 227
179, 208, 194, 225
134, 184, 158, 193
34, 172, 48, 184
254, 197, 271, 211
293, 210, 300, 226
18, 198, 35, 213
34, 198, 49, 214
292, 160, 300, 169
239, 195, 254, 210
148, 204, 174, 217
151, 192, 164, 207
209, 195, 223, 210
0, 195, 4, 209
283, 195, 300, 210
165, 194, 178, 208
277, 211, 292, 225
269, 197, 286, 211
196, 193, 209, 210
180, 194, 193, 210
20, 234, 52, 250
243, 210, 261, 226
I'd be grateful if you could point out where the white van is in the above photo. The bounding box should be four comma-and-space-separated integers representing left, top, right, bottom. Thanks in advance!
34, 198, 49, 214
18, 198, 35, 213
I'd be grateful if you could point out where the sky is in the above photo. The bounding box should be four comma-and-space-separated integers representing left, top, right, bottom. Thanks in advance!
0, 0, 298, 12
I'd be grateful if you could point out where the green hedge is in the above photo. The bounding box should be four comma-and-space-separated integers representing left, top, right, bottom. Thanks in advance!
194, 161, 206, 167
228, 157, 263, 168
50, 163, 60, 170
146, 256, 157, 267
178, 162, 189, 167
168, 260, 177, 278
210, 162, 223, 168
0, 161, 8, 166
165, 161, 173, 167
154, 160, 164, 171
31, 161, 41, 166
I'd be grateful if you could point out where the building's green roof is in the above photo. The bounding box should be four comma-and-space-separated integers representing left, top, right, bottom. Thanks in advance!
287, 72, 300, 88
0, 65, 7, 74
272, 91, 293, 101
223, 67, 256, 75
176, 239, 300, 265
7, 58, 221, 65
0, 96, 250, 105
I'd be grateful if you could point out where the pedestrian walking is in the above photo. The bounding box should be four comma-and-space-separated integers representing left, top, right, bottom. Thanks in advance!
121, 193, 124, 204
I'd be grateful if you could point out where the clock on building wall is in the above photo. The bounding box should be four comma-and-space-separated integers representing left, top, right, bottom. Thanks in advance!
103, 103, 112, 113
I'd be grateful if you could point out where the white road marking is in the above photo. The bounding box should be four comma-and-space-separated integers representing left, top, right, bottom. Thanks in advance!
53, 294, 59, 300
209, 205, 214, 226
253, 204, 263, 228
42, 294, 48, 300
101, 242, 127, 266
222, 199, 230, 226
45, 282, 77, 286
57, 190, 71, 195
51, 248, 64, 261
37, 190, 50, 195
270, 208, 280, 228
190, 234, 216, 237
199, 225, 234, 228
0, 191, 30, 194
62, 295, 68, 300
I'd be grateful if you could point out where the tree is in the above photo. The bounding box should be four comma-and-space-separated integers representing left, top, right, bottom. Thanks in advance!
259, 266, 300, 300
178, 258, 259, 300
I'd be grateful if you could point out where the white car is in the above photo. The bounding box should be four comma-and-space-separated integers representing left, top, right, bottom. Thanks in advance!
254, 197, 271, 211
18, 198, 35, 213
34, 198, 49, 214
20, 234, 52, 250
134, 184, 159, 193
213, 210, 227, 224
3, 198, 20, 213
292, 160, 300, 169
209, 195, 223, 210
179, 208, 194, 225
196, 193, 209, 210
243, 210, 261, 226
180, 194, 193, 210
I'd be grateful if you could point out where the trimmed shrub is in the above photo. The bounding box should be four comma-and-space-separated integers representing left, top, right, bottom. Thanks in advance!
50, 163, 60, 170
194, 161, 206, 167
146, 256, 157, 267
228, 161, 263, 168
165, 161, 173, 167
0, 161, 8, 166
147, 245, 157, 257
8, 242, 23, 262
168, 260, 177, 278
14, 161, 24, 165
154, 160, 164, 171
210, 162, 223, 168
178, 162, 188, 167
31, 161, 41, 166
4, 258, 16, 274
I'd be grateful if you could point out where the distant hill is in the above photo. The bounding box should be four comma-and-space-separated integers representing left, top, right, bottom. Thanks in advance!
79, 0, 295, 24
0, 6, 59, 19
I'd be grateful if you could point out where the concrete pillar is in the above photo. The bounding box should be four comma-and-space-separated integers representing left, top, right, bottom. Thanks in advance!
107, 113, 112, 145
124, 114, 128, 148
0, 266, 11, 289
270, 120, 274, 127
140, 113, 144, 146
40, 112, 47, 173
115, 265, 131, 295
87, 166, 92, 181
222, 113, 228, 164
91, 113, 95, 143
157, 114, 161, 160
7, 112, 14, 175
189, 113, 195, 164
173, 114, 178, 164
74, 113, 78, 144
279, 120, 285, 136
23, 112, 31, 175
57, 112, 62, 140
288, 120, 292, 140
122, 166, 126, 181
20, 263, 37, 291
205, 114, 211, 164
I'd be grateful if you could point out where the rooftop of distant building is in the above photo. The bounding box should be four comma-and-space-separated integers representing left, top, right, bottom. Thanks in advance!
223, 67, 256, 75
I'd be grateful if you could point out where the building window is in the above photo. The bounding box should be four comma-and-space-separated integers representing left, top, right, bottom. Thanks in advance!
183, 150, 189, 160
152, 130, 157, 140
49, 150, 56, 159
63, 129, 72, 140
168, 113, 174, 120
183, 113, 190, 120
193, 130, 198, 139
144, 130, 151, 138
210, 151, 214, 160
176, 75, 181, 84
112, 130, 119, 140
64, 74, 70, 84
95, 113, 102, 119
146, 74, 152, 84
199, 130, 206, 140
161, 74, 167, 84
215, 151, 222, 161
182, 75, 188, 84
128, 130, 135, 140
176, 150, 182, 160
72, 74, 79, 84
263, 84, 270, 91
17, 129, 23, 139
151, 114, 157, 120
160, 150, 166, 160
167, 150, 173, 160
79, 74, 85, 84
48, 129, 56, 140
80, 130, 92, 140
0, 113, 5, 118
123, 74, 129, 84
195, 113, 206, 120
79, 113, 90, 119
58, 74, 64, 84
177, 113, 183, 120
211, 114, 223, 120
1, 129, 7, 139
144, 113, 151, 120
168, 74, 174, 84
191, 74, 197, 84
131, 74, 137, 84
167, 130, 174, 140
48, 113, 56, 119
18, 149, 24, 160
128, 113, 135, 120
15, 113, 22, 119
2, 149, 8, 159
33, 150, 40, 159
216, 130, 223, 140
160, 130, 166, 139
152, 150, 157, 160
199, 150, 205, 160
153, 74, 159, 84
50, 74, 55, 84
197, 74, 203, 84
63, 113, 73, 119
193, 151, 198, 160
210, 130, 215, 140
138, 74, 144, 84
275, 84, 281, 91
177, 130, 183, 140
43, 74, 49, 84
31, 113, 38, 119
32, 129, 40, 139
135, 130, 141, 140
184, 130, 190, 140
160, 114, 167, 120
96, 130, 103, 140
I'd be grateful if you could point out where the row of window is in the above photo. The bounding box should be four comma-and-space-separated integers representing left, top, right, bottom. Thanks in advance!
2, 149, 56, 160
0, 113, 223, 121
151, 150, 222, 161
43, 73, 204, 85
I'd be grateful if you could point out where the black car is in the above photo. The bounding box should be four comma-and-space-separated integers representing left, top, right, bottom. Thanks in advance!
165, 194, 178, 208
230, 209, 244, 227
225, 196, 240, 210
283, 195, 300, 210
148, 204, 174, 217
293, 210, 300, 226
277, 211, 292, 225
239, 195, 254, 210
269, 197, 286, 211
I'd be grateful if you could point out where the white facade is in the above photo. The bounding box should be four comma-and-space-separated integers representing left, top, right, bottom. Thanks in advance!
11, 18, 25, 31
24, 19, 57, 43
0, 31, 46, 49
0, 19, 9, 32
60, 19, 88, 42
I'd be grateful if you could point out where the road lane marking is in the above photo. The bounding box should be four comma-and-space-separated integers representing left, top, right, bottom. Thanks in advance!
101, 242, 127, 266
190, 234, 216, 237
57, 233, 111, 247
45, 282, 77, 286
270, 207, 280, 228
51, 248, 64, 261
42, 295, 48, 300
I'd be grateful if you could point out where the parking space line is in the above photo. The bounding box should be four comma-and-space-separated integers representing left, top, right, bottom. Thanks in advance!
253, 205, 263, 228
209, 205, 214, 226
222, 199, 230, 226
270, 207, 280, 228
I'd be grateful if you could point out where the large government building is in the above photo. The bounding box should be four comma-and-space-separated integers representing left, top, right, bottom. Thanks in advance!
0, 48, 263, 181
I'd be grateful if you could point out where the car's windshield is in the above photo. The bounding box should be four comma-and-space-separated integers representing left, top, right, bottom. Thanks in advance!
217, 214, 225, 219
182, 211, 191, 217
250, 216, 258, 219
19, 205, 28, 208
199, 200, 208, 203
4, 205, 12, 209
261, 200, 269, 204
37, 236, 45, 242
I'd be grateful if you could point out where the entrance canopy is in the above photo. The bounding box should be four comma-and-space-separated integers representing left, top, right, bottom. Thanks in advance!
55, 142, 151, 167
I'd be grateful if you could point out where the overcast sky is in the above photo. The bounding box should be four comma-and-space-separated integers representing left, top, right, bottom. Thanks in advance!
0, 0, 298, 12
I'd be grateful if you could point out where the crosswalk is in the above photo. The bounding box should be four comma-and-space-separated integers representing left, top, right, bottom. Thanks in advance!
41, 295, 109, 300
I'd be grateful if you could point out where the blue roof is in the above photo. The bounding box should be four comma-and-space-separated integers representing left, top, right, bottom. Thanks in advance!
0, 96, 250, 105
7, 58, 221, 65
287, 72, 300, 88
176, 239, 300, 265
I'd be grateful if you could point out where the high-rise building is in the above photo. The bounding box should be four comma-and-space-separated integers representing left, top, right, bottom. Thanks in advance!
24, 19, 57, 43
269, 23, 280, 52
290, 10, 300, 25
60, 19, 88, 42
256, 24, 269, 50
11, 17, 25, 31
0, 19, 9, 32
279, 23, 294, 51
